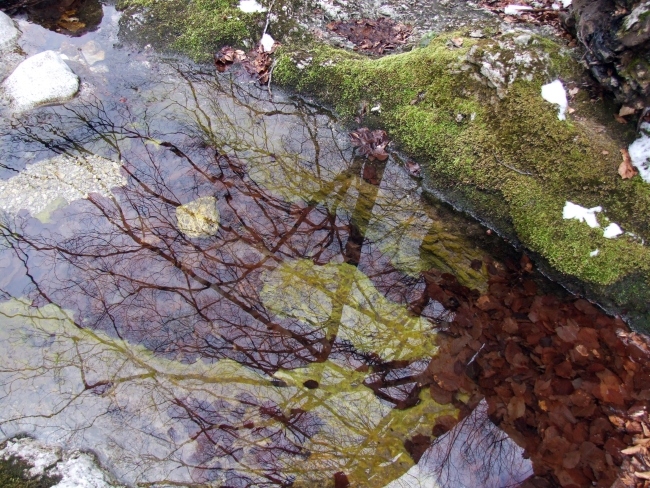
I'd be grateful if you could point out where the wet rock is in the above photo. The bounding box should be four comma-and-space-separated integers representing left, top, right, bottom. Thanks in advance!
0, 11, 24, 83
2, 50, 79, 111
567, 0, 650, 108
0, 154, 126, 221
176, 196, 220, 238
0, 10, 19, 49
465, 33, 551, 98
80, 40, 105, 66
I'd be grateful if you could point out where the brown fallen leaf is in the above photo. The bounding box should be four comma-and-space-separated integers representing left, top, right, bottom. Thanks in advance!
619, 106, 636, 117
619, 148, 638, 179
614, 114, 628, 124
622, 445, 644, 455
406, 160, 421, 177
326, 18, 412, 55
350, 128, 390, 161
636, 471, 650, 480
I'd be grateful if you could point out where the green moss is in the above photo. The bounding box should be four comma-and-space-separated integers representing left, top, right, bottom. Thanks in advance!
0, 454, 61, 488
274, 33, 650, 287
117, 0, 262, 61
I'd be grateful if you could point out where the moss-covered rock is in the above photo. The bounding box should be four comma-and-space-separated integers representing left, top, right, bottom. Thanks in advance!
116, 0, 265, 61
273, 32, 650, 291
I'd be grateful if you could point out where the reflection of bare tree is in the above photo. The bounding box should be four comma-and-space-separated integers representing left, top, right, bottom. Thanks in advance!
0, 64, 530, 486
424, 400, 532, 487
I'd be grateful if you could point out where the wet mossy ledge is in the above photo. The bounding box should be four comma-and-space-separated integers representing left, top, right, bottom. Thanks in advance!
110, 0, 650, 328
272, 33, 650, 326
116, 0, 265, 61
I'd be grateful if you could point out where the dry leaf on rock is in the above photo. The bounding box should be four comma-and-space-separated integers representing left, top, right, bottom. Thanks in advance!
350, 128, 390, 161
619, 148, 638, 179
619, 106, 636, 117
326, 17, 412, 55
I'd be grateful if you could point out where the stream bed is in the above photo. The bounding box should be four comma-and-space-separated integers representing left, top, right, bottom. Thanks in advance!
0, 3, 649, 488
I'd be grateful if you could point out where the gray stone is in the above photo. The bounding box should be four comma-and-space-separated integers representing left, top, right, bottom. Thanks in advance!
0, 11, 19, 49
2, 50, 80, 112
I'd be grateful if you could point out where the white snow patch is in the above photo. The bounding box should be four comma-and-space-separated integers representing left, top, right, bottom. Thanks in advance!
504, 5, 534, 15
260, 33, 275, 52
628, 123, 650, 183
0, 438, 61, 478
603, 223, 623, 239
541, 79, 568, 120
2, 50, 79, 112
0, 10, 20, 49
590, 249, 599, 257
51, 452, 115, 488
562, 201, 602, 228
238, 0, 266, 13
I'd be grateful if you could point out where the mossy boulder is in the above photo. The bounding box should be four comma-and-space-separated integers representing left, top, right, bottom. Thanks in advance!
116, 0, 265, 61
272, 33, 650, 296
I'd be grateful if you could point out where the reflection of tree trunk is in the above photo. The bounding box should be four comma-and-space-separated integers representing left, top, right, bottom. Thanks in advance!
317, 158, 387, 361
344, 159, 386, 267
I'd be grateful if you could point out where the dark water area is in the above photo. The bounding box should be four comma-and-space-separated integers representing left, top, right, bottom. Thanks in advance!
0, 3, 649, 488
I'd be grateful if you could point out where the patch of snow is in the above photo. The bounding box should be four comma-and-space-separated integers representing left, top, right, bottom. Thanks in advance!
260, 33, 275, 52
0, 438, 61, 478
0, 438, 119, 488
561, 0, 572, 6
541, 79, 568, 120
590, 249, 599, 257
629, 123, 650, 183
0, 10, 20, 49
603, 223, 623, 239
562, 201, 602, 228
504, 5, 534, 15
238, 0, 266, 13
52, 452, 115, 488
2, 50, 79, 112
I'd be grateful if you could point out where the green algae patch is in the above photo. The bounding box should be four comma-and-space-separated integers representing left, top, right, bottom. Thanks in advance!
260, 259, 438, 361
274, 33, 650, 288
117, 0, 263, 61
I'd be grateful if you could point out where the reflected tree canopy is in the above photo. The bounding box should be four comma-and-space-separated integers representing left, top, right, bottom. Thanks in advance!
0, 62, 517, 486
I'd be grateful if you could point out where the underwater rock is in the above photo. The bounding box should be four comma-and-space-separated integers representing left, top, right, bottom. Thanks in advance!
176, 196, 220, 238
0, 154, 126, 221
2, 50, 79, 111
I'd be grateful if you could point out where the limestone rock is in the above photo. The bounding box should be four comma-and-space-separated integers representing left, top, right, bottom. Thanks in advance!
2, 50, 80, 112
0, 154, 126, 222
176, 196, 220, 238
0, 10, 19, 49
567, 0, 650, 108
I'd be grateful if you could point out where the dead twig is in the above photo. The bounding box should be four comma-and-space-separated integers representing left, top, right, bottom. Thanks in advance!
493, 154, 534, 176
